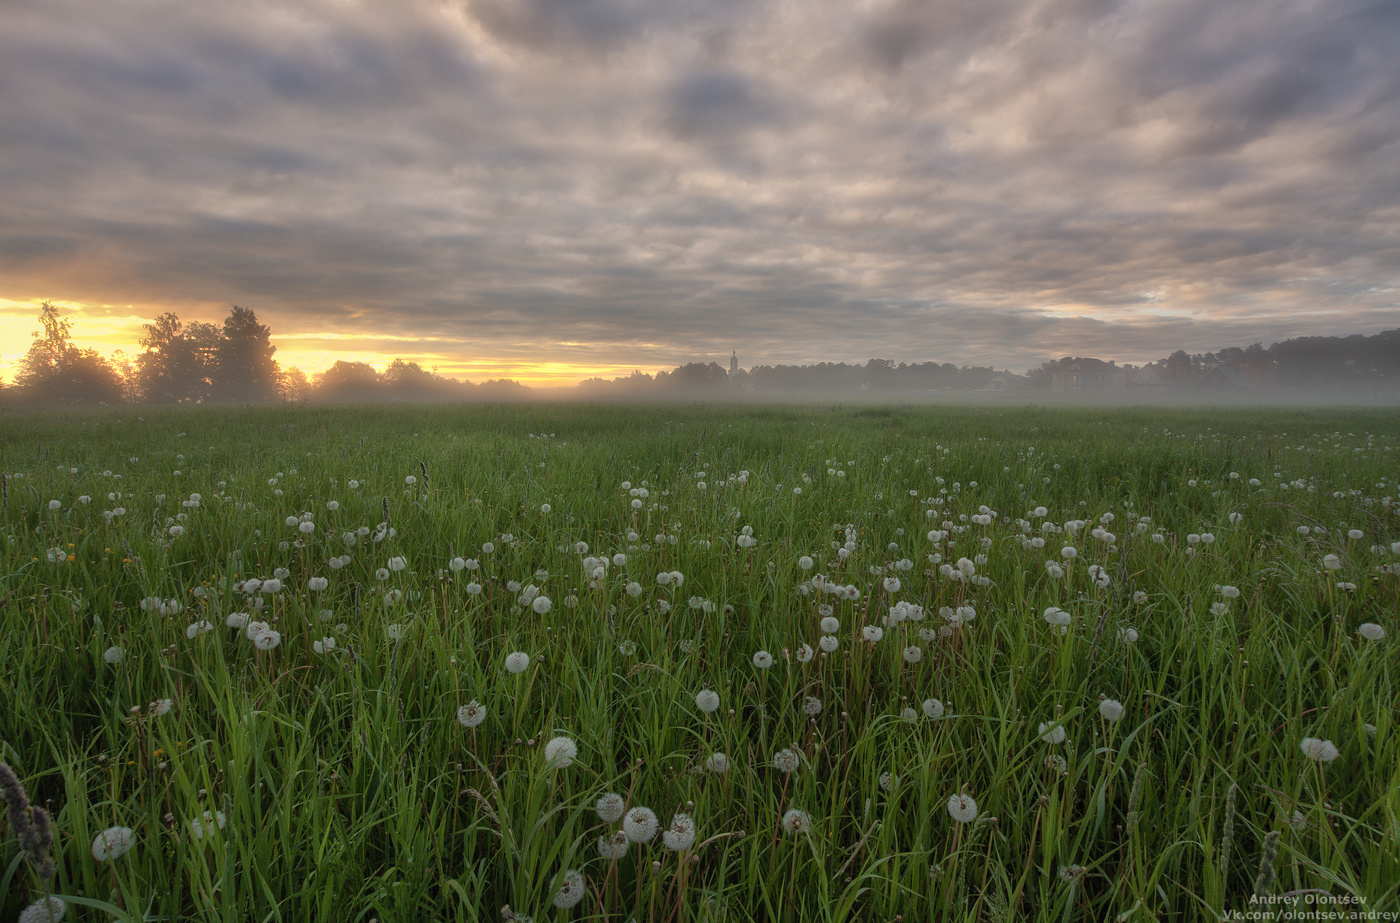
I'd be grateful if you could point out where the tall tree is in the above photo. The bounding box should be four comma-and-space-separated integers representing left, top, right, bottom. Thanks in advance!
14, 303, 125, 404
212, 306, 279, 402
138, 312, 220, 403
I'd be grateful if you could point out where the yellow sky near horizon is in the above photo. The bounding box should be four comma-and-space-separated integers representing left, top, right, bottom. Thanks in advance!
0, 299, 666, 389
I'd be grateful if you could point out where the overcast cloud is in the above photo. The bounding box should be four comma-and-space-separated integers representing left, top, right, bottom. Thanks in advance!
1, 0, 1397, 378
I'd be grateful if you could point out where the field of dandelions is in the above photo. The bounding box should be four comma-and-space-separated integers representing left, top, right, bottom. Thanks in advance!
1, 402, 1397, 923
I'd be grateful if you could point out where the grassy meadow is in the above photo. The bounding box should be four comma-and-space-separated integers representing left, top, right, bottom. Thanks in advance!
1, 401, 1397, 922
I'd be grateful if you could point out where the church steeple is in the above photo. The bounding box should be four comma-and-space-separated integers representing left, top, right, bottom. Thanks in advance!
729, 350, 738, 376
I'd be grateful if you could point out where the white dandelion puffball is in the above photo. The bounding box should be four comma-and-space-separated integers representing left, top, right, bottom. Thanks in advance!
1300, 737, 1339, 762
504, 651, 531, 674
820, 616, 840, 633
1099, 699, 1124, 722
1087, 565, 1111, 588
553, 869, 585, 910
706, 752, 731, 773
781, 809, 811, 835
796, 643, 815, 662
91, 826, 135, 861
1358, 623, 1385, 640
312, 637, 337, 654
803, 696, 822, 716
696, 689, 720, 713
901, 707, 919, 723
882, 576, 901, 594
184, 620, 214, 639
862, 625, 884, 643
253, 630, 281, 651
544, 735, 578, 768
753, 650, 774, 669
18, 897, 68, 923
1039, 721, 1067, 744
773, 748, 799, 774
1118, 626, 1139, 644
307, 576, 328, 592
596, 792, 626, 823
1043, 607, 1072, 627
1322, 553, 1342, 570
456, 701, 486, 728
623, 806, 659, 842
598, 831, 629, 860
187, 810, 227, 840
946, 793, 978, 824
922, 698, 945, 719
798, 555, 814, 570
903, 645, 923, 663
103, 646, 124, 664
1061, 546, 1077, 560
819, 635, 839, 652
663, 813, 697, 851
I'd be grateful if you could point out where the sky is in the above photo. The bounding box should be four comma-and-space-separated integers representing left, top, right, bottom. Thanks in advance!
2, 0, 1398, 386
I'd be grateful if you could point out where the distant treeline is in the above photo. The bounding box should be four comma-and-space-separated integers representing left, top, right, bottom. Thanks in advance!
3, 302, 1397, 405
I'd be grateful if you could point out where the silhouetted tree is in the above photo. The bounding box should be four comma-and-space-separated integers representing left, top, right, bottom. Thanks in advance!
280, 367, 311, 401
316, 360, 382, 401
138, 312, 220, 403
213, 306, 279, 402
15, 303, 125, 404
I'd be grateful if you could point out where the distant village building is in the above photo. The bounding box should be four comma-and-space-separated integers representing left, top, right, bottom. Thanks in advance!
1128, 364, 1174, 391
729, 351, 738, 378
981, 375, 1009, 391
1051, 358, 1126, 392
1193, 365, 1255, 391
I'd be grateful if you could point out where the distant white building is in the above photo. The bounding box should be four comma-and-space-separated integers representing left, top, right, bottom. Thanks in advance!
729, 351, 739, 377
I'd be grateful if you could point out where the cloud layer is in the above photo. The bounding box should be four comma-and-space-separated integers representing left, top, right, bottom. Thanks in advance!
2, 0, 1397, 377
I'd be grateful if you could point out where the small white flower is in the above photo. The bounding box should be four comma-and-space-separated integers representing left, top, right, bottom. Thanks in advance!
597, 831, 630, 860
18, 897, 67, 923
544, 735, 578, 768
505, 651, 531, 674
803, 696, 822, 716
903, 645, 922, 663
1098, 699, 1124, 722
307, 576, 328, 592
946, 793, 978, 824
1300, 737, 1338, 762
795, 642, 815, 661
663, 813, 697, 851
596, 792, 626, 823
781, 809, 811, 835
623, 806, 659, 842
91, 825, 135, 861
798, 555, 814, 570
253, 630, 281, 651
862, 625, 884, 644
753, 650, 773, 669
819, 634, 839, 652
922, 698, 944, 719
552, 870, 585, 910
1039, 720, 1067, 744
531, 595, 552, 615
696, 689, 720, 713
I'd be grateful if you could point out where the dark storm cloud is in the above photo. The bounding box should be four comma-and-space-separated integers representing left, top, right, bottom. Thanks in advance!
1, 0, 1397, 378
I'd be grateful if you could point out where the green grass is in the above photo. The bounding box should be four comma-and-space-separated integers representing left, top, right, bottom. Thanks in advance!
0, 402, 1397, 922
